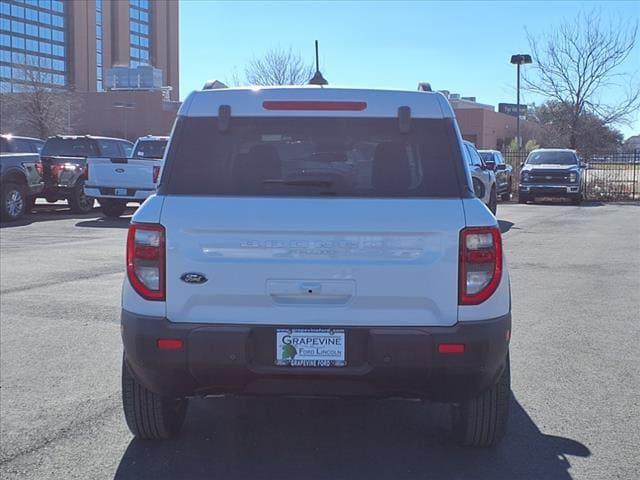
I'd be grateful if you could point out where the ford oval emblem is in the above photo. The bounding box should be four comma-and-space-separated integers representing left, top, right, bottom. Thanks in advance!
115, 168, 125, 173
180, 273, 208, 284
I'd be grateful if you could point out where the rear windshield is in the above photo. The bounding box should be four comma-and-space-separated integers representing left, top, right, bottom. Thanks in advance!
133, 140, 168, 159
161, 116, 464, 198
479, 152, 495, 163
526, 151, 577, 165
41, 138, 99, 157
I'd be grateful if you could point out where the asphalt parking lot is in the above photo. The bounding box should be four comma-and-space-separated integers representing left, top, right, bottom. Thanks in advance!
1, 201, 639, 480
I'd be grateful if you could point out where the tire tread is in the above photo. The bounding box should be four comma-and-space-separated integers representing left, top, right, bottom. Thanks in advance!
452, 354, 510, 447
121, 358, 187, 440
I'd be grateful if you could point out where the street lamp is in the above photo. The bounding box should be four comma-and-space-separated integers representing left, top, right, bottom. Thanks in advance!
510, 54, 532, 150
113, 102, 135, 140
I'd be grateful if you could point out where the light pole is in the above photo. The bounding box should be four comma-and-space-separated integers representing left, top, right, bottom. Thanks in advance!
510, 54, 532, 150
113, 102, 135, 140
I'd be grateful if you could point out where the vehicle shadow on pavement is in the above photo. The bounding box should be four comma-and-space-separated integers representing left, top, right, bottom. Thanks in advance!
75, 216, 131, 229
114, 395, 590, 480
498, 220, 515, 234
0, 209, 99, 228
524, 200, 605, 208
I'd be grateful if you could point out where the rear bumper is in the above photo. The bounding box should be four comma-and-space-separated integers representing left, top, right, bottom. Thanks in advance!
27, 183, 44, 196
519, 184, 581, 196
85, 186, 153, 201
122, 310, 511, 402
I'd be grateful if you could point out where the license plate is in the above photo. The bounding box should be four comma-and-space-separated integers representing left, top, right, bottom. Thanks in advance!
115, 188, 127, 196
275, 329, 346, 367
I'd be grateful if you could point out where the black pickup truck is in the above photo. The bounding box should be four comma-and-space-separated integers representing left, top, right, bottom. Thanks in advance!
39, 135, 133, 213
0, 152, 44, 221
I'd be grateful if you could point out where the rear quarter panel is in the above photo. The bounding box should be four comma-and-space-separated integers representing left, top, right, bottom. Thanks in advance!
459, 198, 511, 321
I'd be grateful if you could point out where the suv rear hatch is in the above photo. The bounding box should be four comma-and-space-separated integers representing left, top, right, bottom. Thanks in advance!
160, 115, 467, 327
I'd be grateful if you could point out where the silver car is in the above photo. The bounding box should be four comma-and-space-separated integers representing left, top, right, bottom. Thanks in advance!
463, 141, 498, 214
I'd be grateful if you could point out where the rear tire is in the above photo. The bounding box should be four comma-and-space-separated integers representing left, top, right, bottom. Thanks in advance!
518, 193, 529, 204
451, 354, 511, 447
488, 186, 498, 215
500, 183, 512, 202
1, 182, 26, 222
68, 180, 94, 214
101, 199, 127, 218
122, 358, 188, 440
571, 194, 583, 205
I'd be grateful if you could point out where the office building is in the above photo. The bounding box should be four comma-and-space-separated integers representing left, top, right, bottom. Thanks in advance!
0, 0, 179, 100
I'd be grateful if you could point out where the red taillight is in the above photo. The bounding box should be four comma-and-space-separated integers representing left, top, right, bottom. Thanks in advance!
35, 159, 43, 176
127, 223, 165, 301
157, 339, 183, 350
152, 165, 161, 184
438, 343, 465, 354
262, 101, 367, 111
50, 163, 64, 180
83, 162, 89, 179
459, 226, 503, 305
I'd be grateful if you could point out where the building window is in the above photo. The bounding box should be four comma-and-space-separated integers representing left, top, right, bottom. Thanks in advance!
0, 0, 67, 91
96, 0, 103, 90
129, 0, 151, 66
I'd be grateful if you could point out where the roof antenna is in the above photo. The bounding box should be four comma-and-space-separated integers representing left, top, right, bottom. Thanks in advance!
308, 40, 328, 85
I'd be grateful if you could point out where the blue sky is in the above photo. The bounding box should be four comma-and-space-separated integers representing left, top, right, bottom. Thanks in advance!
179, 1, 640, 138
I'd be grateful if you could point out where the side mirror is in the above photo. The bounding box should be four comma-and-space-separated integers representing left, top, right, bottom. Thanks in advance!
496, 164, 507, 171
484, 160, 496, 171
520, 162, 525, 168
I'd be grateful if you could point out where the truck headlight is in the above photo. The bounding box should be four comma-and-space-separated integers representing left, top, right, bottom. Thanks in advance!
521, 172, 530, 182
569, 172, 577, 183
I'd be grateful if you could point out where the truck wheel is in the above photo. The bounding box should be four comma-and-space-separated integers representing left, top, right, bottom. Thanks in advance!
571, 194, 583, 206
1, 182, 26, 221
122, 358, 188, 440
518, 193, 529, 204
68, 180, 94, 214
101, 199, 127, 218
451, 354, 510, 447
488, 187, 498, 215
501, 182, 512, 201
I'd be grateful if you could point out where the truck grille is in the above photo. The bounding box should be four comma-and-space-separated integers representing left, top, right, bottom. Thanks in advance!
528, 171, 571, 184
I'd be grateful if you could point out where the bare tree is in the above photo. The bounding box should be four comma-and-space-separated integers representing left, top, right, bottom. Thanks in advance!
244, 46, 315, 86
524, 11, 640, 149
0, 62, 76, 138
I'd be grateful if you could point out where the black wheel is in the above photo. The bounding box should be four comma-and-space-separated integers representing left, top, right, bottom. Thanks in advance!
518, 193, 529, 204
101, 199, 127, 218
68, 180, 94, 214
451, 354, 511, 447
122, 358, 188, 440
571, 194, 582, 205
488, 186, 498, 215
500, 183, 512, 202
1, 182, 26, 221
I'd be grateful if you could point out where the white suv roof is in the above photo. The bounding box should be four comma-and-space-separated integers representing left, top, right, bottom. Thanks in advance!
136, 135, 169, 141
180, 86, 455, 119
529, 148, 577, 154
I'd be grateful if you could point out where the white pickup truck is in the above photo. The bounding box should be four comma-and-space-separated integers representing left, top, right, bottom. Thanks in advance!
85, 136, 168, 217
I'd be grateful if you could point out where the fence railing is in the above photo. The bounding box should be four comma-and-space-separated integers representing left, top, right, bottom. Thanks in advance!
501, 150, 640, 201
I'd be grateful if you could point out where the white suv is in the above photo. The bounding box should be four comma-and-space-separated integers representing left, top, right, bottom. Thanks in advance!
121, 86, 512, 447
